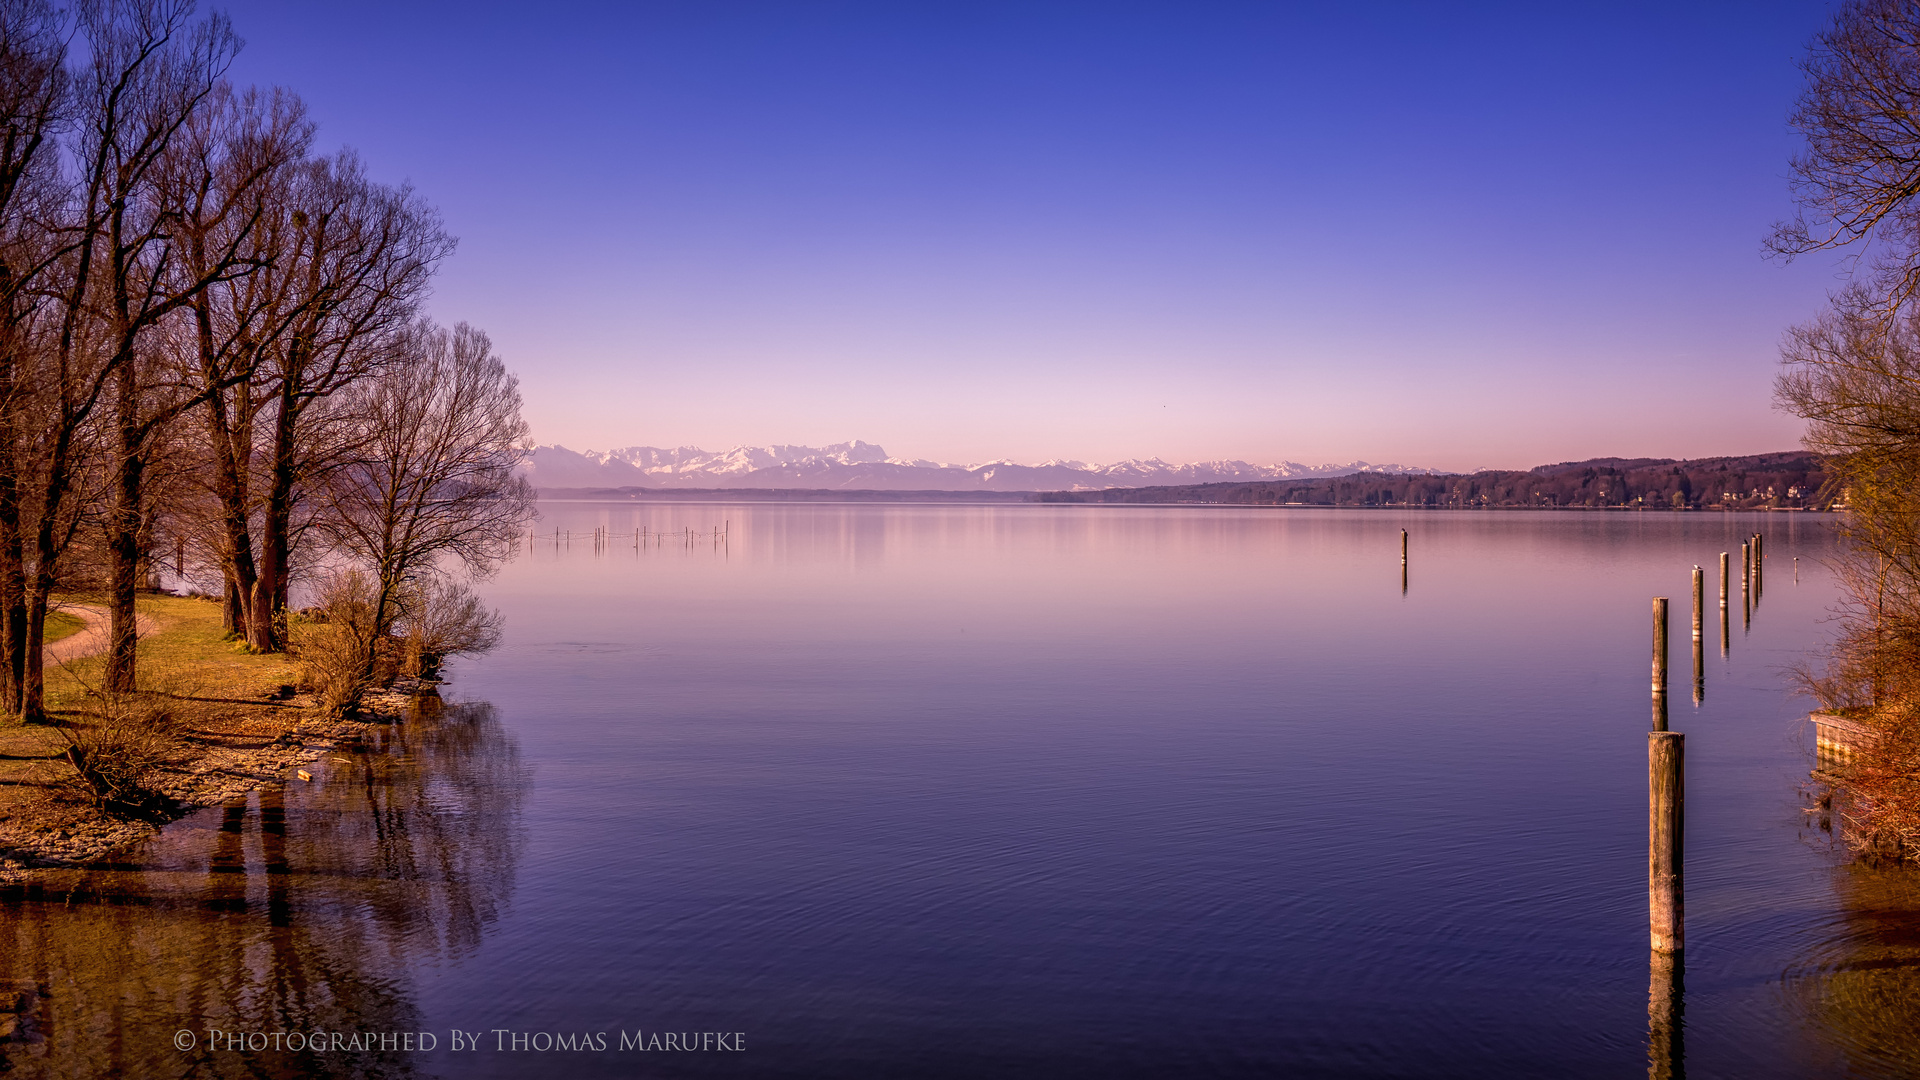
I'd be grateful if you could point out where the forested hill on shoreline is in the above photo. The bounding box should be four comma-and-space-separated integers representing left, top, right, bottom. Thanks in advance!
1034, 452, 1831, 510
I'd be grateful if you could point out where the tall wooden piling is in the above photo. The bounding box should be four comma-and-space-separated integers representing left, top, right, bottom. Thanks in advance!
1691, 567, 1704, 705
1649, 731, 1684, 954
1652, 597, 1669, 696
1400, 529, 1408, 593
1652, 597, 1669, 731
1718, 552, 1728, 609
1690, 567, 1702, 643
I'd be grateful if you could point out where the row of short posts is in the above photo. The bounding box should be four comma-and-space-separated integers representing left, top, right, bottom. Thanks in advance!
522, 523, 732, 554
1646, 532, 1767, 1077
1648, 538, 1763, 945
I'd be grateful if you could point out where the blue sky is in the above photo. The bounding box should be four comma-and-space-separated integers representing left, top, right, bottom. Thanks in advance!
220, 0, 1843, 471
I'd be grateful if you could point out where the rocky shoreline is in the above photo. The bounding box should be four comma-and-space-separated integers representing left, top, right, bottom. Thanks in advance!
0, 682, 431, 885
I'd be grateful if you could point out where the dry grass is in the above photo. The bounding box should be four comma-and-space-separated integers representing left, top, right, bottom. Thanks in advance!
42, 610, 82, 646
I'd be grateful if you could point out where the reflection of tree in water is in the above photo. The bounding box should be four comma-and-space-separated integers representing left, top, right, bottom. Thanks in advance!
1783, 862, 1920, 1076
0, 700, 527, 1078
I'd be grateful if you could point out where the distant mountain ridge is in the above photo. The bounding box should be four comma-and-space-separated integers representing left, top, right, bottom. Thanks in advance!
524, 441, 1435, 493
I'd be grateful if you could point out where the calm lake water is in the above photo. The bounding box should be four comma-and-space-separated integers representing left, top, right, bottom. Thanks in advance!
4, 505, 1918, 1078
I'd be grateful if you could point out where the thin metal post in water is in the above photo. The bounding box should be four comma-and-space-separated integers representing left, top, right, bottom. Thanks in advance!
1652, 597, 1669, 731
1648, 730, 1684, 955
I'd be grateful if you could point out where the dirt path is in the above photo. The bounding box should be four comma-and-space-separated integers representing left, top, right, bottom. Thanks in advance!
43, 604, 161, 667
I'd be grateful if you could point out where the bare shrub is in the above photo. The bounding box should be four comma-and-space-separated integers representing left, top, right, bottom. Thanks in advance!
397, 574, 501, 680
55, 693, 182, 819
292, 569, 384, 715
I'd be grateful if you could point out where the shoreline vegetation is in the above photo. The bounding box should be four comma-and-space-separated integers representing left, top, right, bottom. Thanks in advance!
1764, 0, 1920, 860
0, 591, 429, 884
0, 2, 536, 851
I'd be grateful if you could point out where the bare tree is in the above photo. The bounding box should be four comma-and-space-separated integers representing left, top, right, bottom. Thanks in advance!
0, 0, 66, 715
1771, 0, 1920, 313
312, 320, 531, 712
242, 155, 448, 652
15, 0, 238, 721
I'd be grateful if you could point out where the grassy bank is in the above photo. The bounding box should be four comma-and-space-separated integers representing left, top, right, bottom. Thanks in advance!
37, 593, 303, 712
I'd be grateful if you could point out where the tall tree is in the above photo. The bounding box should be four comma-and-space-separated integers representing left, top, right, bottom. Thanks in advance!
85, 1, 299, 694
17, 0, 234, 720
243, 155, 447, 652
0, 0, 66, 715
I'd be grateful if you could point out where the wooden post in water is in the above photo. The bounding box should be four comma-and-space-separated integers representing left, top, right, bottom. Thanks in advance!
1649, 730, 1684, 955
1691, 567, 1704, 705
1400, 529, 1408, 593
1652, 597, 1669, 731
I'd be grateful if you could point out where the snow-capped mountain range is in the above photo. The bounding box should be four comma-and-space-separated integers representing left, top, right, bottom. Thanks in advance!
525, 441, 1436, 493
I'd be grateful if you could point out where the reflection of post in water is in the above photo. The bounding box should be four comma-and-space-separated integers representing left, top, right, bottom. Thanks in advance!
1648, 948, 1685, 1080
1741, 541, 1752, 632
1717, 553, 1730, 657
1690, 567, 1704, 705
1652, 597, 1669, 731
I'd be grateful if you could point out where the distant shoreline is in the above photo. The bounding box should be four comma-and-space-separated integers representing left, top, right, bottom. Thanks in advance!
537, 450, 1833, 511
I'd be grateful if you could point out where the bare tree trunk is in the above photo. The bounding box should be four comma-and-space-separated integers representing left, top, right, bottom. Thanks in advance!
0, 480, 22, 714
0, 342, 23, 714
251, 384, 298, 651
106, 348, 142, 694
